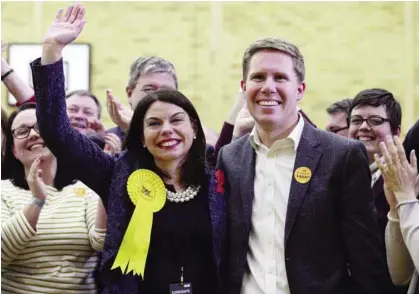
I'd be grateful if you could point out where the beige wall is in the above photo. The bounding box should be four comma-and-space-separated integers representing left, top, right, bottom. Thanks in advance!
2, 1, 418, 133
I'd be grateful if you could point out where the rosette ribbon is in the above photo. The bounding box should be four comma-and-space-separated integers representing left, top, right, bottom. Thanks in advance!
111, 169, 166, 277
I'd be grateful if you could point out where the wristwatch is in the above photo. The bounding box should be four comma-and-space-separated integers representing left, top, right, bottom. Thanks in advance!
30, 196, 45, 208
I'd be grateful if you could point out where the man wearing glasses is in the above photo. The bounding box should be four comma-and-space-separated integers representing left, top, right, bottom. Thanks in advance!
325, 98, 352, 137
348, 88, 402, 239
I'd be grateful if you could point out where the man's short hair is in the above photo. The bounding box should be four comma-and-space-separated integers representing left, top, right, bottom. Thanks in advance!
349, 88, 402, 134
242, 37, 305, 83
127, 56, 178, 90
326, 98, 353, 115
65, 90, 102, 119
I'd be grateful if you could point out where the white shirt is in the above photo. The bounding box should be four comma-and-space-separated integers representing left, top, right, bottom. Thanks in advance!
370, 161, 382, 188
241, 116, 305, 294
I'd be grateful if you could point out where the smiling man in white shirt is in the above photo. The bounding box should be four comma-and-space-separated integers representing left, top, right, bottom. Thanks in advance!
217, 37, 394, 294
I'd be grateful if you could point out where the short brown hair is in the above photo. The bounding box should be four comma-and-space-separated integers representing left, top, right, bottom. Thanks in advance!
349, 88, 402, 135
326, 98, 353, 115
242, 37, 305, 83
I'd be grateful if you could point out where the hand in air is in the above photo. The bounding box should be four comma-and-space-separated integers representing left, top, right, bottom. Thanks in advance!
43, 4, 86, 49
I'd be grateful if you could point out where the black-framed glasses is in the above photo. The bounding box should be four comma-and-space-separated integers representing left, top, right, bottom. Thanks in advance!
12, 123, 40, 139
348, 115, 391, 127
328, 126, 349, 134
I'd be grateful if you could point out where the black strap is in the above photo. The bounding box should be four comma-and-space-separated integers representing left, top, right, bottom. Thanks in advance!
1, 69, 14, 81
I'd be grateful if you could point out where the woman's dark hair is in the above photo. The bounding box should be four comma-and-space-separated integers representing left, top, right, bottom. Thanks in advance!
125, 89, 206, 187
1, 108, 9, 179
349, 88, 402, 135
2, 103, 75, 190
1, 108, 8, 139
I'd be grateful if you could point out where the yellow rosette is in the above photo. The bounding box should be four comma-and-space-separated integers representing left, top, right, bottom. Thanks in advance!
111, 169, 166, 277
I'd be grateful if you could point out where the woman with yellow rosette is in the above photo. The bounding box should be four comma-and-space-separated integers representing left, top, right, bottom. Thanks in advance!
31, 4, 226, 293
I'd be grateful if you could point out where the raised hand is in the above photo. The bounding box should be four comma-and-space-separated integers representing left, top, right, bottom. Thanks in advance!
106, 89, 133, 131
1, 41, 10, 75
1, 41, 7, 57
374, 136, 418, 203
43, 4, 86, 49
27, 156, 47, 201
233, 102, 255, 138
104, 133, 122, 155
382, 182, 398, 213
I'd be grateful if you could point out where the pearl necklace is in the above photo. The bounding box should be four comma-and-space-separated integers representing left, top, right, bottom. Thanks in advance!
166, 185, 201, 203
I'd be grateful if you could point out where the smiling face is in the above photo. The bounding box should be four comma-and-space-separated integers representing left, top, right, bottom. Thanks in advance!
66, 95, 99, 135
11, 109, 52, 167
241, 49, 305, 132
348, 105, 397, 163
143, 101, 195, 165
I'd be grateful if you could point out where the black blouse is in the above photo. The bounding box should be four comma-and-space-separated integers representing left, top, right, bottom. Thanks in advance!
137, 182, 216, 294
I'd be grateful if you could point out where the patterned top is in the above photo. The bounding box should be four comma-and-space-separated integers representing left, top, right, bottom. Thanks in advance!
1, 180, 106, 293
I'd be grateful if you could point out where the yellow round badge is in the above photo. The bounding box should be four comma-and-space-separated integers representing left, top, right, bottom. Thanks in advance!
294, 167, 312, 184
112, 169, 166, 276
127, 169, 166, 211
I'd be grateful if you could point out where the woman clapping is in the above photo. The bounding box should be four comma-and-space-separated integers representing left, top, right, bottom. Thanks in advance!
375, 136, 419, 294
2, 103, 107, 293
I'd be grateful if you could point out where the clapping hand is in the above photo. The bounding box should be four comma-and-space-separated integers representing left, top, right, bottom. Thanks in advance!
233, 102, 255, 138
87, 118, 106, 134
374, 136, 418, 205
27, 156, 47, 201
104, 133, 122, 155
106, 89, 133, 131
1, 41, 7, 56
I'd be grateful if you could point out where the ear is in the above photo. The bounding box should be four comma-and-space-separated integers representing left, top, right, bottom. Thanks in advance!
126, 86, 133, 107
240, 80, 246, 92
296, 81, 306, 102
394, 126, 401, 137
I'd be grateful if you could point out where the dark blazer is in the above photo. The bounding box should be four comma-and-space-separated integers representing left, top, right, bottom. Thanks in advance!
31, 58, 226, 293
217, 122, 394, 294
372, 176, 390, 238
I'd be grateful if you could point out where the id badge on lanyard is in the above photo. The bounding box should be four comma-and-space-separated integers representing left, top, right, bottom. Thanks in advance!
169, 266, 193, 294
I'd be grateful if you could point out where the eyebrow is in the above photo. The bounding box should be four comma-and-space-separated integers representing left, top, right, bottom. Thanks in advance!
351, 115, 387, 118
12, 123, 35, 130
145, 112, 186, 121
249, 71, 289, 77
67, 104, 95, 110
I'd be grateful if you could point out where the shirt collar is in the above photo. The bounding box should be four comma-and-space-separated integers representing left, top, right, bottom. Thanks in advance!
250, 113, 305, 152
369, 161, 378, 173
